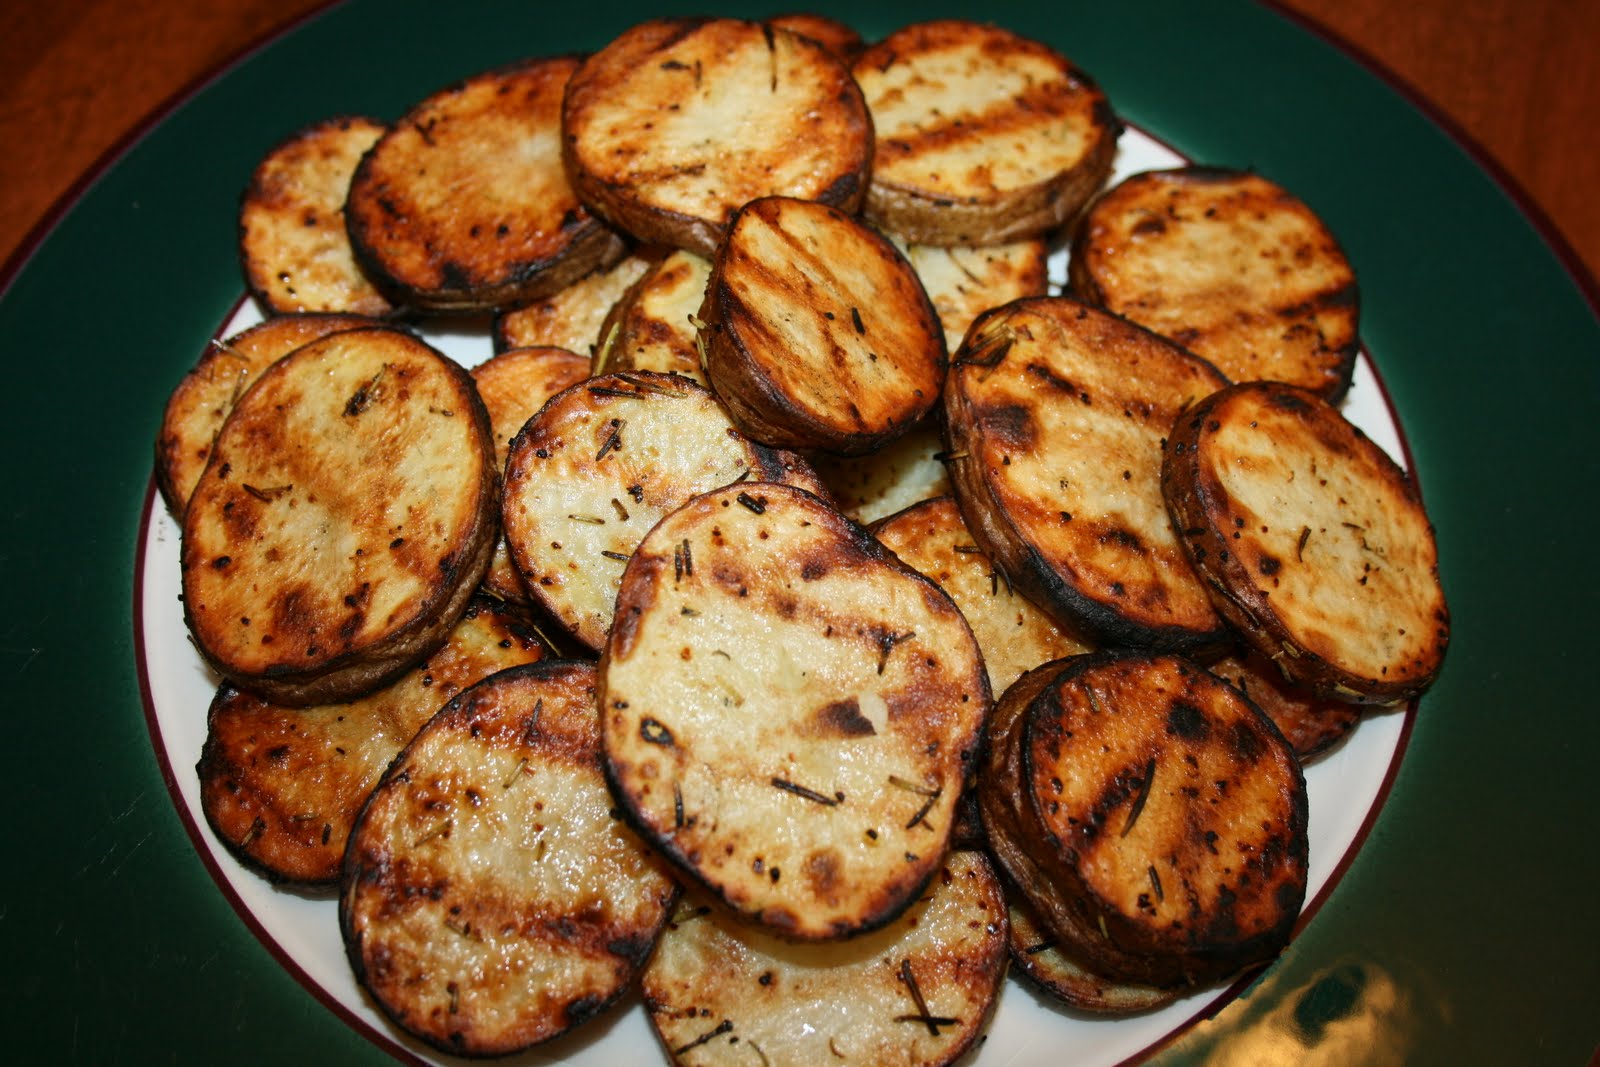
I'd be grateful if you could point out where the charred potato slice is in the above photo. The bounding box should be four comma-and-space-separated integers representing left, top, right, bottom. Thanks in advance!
602, 482, 989, 941
942, 297, 1231, 653
1208, 647, 1363, 759
493, 249, 657, 355
155, 312, 377, 515
562, 17, 872, 257
873, 495, 1093, 697
181, 326, 497, 705
1162, 381, 1449, 703
345, 56, 623, 313
594, 248, 710, 382
501, 371, 816, 652
1071, 167, 1359, 401
239, 115, 395, 317
471, 346, 591, 605
811, 424, 951, 526
644, 849, 1006, 1066
901, 237, 1050, 352
1005, 883, 1176, 1015
700, 196, 946, 454
981, 653, 1309, 989
852, 20, 1119, 246
197, 596, 545, 885
340, 660, 677, 1056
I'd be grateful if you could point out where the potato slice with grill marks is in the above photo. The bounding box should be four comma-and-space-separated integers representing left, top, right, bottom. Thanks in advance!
198, 596, 545, 885
873, 495, 1093, 697
345, 56, 624, 314
340, 660, 677, 1056
644, 849, 1006, 1066
472, 346, 591, 606
1071, 167, 1359, 401
981, 652, 1308, 989
239, 115, 395, 317
181, 326, 497, 706
155, 312, 378, 516
700, 195, 947, 454
493, 249, 657, 355
1005, 883, 1176, 1015
601, 482, 989, 941
852, 20, 1119, 246
942, 296, 1231, 653
501, 371, 819, 652
593, 248, 710, 382
1162, 381, 1448, 704
561, 17, 872, 257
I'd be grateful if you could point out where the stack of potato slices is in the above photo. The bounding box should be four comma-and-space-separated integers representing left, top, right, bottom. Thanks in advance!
152, 10, 1453, 1061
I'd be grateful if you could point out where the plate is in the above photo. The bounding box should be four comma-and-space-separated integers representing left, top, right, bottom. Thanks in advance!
3, 2, 1597, 1065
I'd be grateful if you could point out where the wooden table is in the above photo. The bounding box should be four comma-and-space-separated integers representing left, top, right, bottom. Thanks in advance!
4, 0, 1596, 288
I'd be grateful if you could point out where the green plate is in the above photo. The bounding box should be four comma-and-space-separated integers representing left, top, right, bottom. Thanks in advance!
3, 1, 1596, 1064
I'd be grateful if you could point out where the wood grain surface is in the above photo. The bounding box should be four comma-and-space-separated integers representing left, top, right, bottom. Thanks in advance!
2, 0, 1596, 289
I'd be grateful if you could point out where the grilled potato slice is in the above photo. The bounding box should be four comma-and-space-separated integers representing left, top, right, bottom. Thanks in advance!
700, 196, 946, 454
561, 17, 872, 257
1005, 884, 1176, 1015
239, 115, 395, 317
198, 596, 545, 885
980, 653, 1308, 989
873, 495, 1093, 697
1070, 167, 1359, 401
340, 660, 677, 1056
942, 297, 1231, 653
644, 849, 1006, 1066
602, 482, 989, 941
493, 249, 657, 355
181, 326, 497, 705
765, 12, 863, 61
1208, 647, 1363, 759
1162, 381, 1449, 703
852, 20, 1119, 246
594, 248, 710, 382
501, 371, 818, 652
155, 312, 377, 515
345, 56, 623, 313
471, 346, 591, 605
901, 238, 1050, 352
811, 424, 951, 525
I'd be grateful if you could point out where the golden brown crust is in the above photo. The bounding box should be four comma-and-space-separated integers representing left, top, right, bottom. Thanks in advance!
764, 12, 864, 62
180, 326, 498, 706
493, 249, 658, 355
941, 297, 1231, 653
561, 17, 873, 257
345, 56, 624, 313
1071, 166, 1359, 401
852, 20, 1119, 246
1161, 381, 1449, 703
239, 115, 395, 317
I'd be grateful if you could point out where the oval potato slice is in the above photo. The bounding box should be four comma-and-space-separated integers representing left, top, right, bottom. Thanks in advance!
1071, 167, 1359, 401
493, 249, 657, 355
181, 326, 497, 705
602, 482, 989, 941
942, 297, 1231, 652
644, 850, 1006, 1066
198, 596, 545, 885
852, 20, 1119, 245
340, 660, 677, 1056
700, 196, 946, 454
594, 248, 710, 382
239, 115, 395, 317
1162, 381, 1449, 703
345, 56, 623, 313
561, 17, 872, 256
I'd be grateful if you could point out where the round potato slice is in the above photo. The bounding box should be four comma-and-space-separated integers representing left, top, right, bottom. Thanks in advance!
700, 196, 946, 454
340, 660, 677, 1056
501, 371, 817, 652
181, 326, 497, 706
980, 653, 1308, 989
1162, 381, 1449, 704
594, 248, 710, 382
852, 20, 1119, 245
155, 312, 378, 515
942, 296, 1231, 653
239, 115, 395, 317
644, 850, 1006, 1066
602, 482, 989, 941
562, 17, 872, 257
1071, 167, 1359, 401
345, 56, 623, 313
493, 249, 658, 355
198, 596, 545, 885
